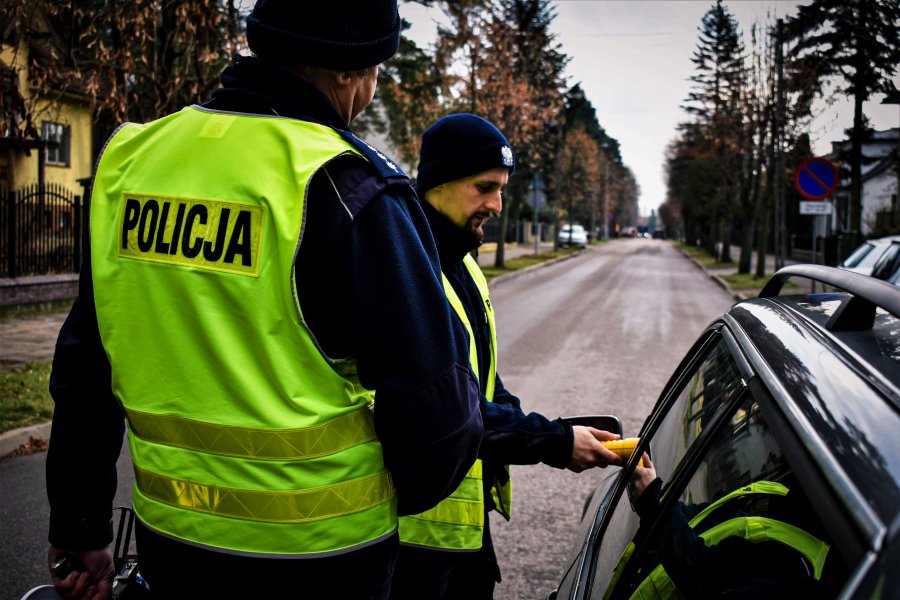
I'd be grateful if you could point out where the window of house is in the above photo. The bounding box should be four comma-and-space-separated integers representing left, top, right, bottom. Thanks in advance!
42, 121, 71, 167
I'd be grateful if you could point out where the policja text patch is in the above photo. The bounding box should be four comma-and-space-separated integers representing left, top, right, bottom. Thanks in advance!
118, 192, 265, 277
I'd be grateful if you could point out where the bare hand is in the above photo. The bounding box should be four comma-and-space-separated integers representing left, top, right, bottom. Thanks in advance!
49, 546, 115, 600
629, 454, 657, 499
567, 427, 624, 473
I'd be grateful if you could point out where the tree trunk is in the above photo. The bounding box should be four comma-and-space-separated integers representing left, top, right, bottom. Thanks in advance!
719, 223, 732, 262
849, 91, 864, 236
755, 203, 770, 278
494, 208, 508, 269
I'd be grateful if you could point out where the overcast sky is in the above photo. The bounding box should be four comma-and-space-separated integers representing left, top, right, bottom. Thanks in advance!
403, 1, 900, 217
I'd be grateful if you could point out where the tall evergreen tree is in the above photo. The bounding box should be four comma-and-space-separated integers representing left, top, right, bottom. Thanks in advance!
784, 0, 900, 239
683, 0, 747, 262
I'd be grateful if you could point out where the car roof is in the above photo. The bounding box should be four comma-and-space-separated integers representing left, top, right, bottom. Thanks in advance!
868, 234, 900, 245
725, 266, 900, 533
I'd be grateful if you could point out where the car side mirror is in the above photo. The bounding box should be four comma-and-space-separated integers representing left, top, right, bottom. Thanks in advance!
561, 414, 623, 437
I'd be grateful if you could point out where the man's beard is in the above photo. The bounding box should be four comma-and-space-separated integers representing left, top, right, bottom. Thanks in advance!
463, 212, 494, 252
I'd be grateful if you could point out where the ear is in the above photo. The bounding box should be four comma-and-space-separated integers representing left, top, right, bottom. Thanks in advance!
333, 71, 354, 87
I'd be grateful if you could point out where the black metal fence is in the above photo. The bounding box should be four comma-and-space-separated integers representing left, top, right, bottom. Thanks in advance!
0, 182, 84, 278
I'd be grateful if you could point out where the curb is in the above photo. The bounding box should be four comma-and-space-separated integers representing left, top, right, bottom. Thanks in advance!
0, 421, 52, 459
675, 247, 746, 302
487, 249, 583, 286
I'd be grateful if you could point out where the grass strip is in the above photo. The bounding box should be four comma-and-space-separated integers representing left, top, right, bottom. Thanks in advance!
0, 361, 54, 434
480, 249, 575, 281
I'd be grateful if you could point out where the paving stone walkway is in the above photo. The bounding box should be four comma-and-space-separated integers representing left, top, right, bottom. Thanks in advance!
0, 311, 67, 372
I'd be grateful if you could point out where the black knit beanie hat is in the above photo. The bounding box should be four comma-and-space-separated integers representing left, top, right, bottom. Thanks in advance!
416, 114, 516, 197
246, 0, 401, 71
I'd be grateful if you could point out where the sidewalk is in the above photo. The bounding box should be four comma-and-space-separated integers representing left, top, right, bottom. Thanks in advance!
0, 311, 67, 373
0, 311, 65, 456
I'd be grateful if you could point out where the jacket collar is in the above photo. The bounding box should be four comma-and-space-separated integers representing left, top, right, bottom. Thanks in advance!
205, 55, 351, 131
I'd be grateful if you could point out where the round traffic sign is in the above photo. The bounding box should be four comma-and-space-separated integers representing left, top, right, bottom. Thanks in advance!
794, 157, 838, 200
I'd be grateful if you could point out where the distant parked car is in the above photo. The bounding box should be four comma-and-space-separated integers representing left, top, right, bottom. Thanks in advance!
558, 224, 588, 248
839, 234, 900, 275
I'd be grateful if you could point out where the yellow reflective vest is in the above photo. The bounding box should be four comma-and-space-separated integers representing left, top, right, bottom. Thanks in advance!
607, 481, 830, 600
399, 254, 511, 550
90, 106, 397, 557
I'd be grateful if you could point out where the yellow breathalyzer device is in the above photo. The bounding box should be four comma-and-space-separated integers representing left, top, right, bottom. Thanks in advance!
601, 438, 643, 467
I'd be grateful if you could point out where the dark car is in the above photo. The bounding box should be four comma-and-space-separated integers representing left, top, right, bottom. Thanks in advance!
549, 265, 900, 600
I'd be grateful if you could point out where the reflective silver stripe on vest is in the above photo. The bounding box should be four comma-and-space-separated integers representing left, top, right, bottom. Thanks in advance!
126, 406, 376, 460
134, 465, 394, 523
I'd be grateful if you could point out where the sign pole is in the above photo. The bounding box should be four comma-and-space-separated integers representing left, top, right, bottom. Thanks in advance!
811, 217, 818, 293
794, 157, 838, 294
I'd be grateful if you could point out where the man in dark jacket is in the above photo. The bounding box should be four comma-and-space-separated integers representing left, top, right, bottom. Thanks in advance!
45, 3, 482, 599
389, 114, 623, 599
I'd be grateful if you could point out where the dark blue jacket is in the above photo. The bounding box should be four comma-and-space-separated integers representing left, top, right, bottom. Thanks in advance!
420, 197, 574, 573
47, 55, 483, 551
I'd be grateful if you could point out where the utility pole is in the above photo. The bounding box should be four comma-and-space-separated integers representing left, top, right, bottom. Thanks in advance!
602, 157, 610, 241
774, 18, 787, 270
531, 173, 539, 255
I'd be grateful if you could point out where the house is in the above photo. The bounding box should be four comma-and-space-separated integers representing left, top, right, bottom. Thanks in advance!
827, 127, 899, 237
1, 7, 94, 194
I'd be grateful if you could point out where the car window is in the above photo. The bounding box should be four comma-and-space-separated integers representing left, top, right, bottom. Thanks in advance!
602, 391, 851, 599
588, 333, 744, 598
642, 335, 744, 484
840, 242, 875, 269
871, 243, 900, 281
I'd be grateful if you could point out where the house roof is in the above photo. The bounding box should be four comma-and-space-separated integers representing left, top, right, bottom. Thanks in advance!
826, 128, 899, 183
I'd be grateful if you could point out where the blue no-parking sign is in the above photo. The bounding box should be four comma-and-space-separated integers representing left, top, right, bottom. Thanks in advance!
794, 157, 838, 200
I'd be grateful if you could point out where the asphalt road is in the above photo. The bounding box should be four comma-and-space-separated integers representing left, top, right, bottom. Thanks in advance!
488, 238, 734, 600
0, 238, 734, 600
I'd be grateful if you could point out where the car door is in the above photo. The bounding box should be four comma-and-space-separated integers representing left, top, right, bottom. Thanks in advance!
553, 327, 744, 599
576, 325, 857, 600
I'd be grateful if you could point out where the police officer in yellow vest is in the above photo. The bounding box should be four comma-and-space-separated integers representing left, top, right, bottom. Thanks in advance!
45, 3, 484, 599
389, 114, 625, 600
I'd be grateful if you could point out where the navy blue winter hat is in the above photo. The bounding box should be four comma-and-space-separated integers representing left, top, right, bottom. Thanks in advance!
416, 114, 516, 197
246, 0, 401, 71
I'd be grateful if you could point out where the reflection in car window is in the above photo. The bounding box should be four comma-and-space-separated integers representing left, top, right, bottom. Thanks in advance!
646, 337, 744, 486
609, 395, 849, 599
589, 335, 743, 598
679, 397, 788, 505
